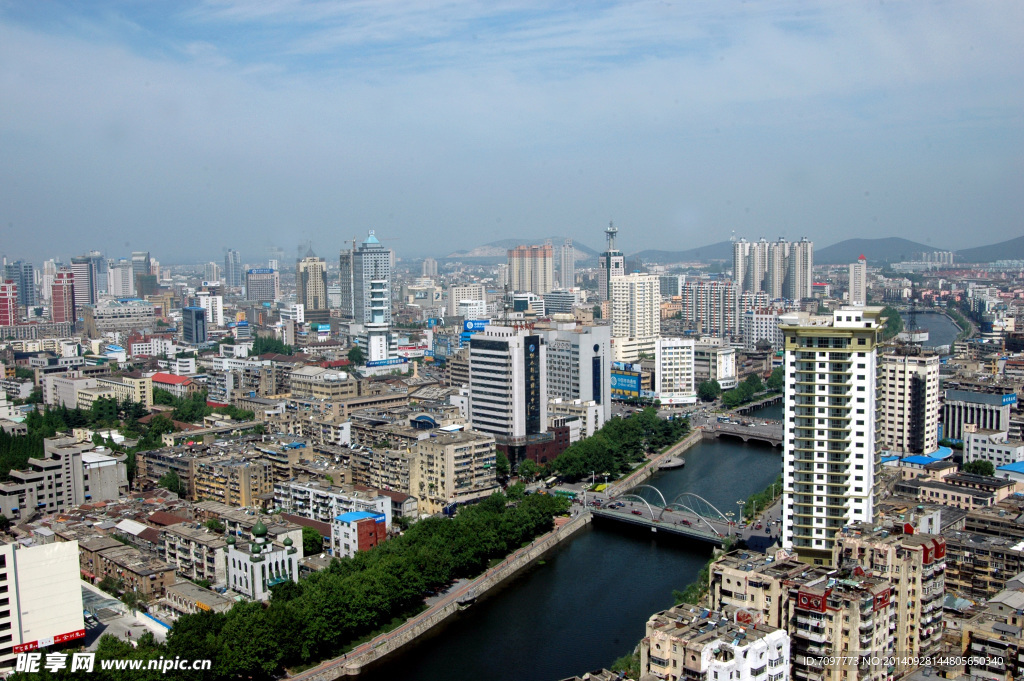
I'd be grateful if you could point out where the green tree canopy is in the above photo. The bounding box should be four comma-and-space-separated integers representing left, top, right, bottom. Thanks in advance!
302, 525, 324, 556
963, 460, 995, 477
158, 469, 184, 496
347, 345, 366, 366
697, 380, 722, 402
766, 367, 784, 392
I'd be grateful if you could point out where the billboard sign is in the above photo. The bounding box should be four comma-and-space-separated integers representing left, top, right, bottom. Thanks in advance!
365, 357, 410, 367
463, 320, 490, 332
610, 370, 641, 398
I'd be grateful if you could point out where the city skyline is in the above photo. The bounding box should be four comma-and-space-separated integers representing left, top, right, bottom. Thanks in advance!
1, 1, 1022, 262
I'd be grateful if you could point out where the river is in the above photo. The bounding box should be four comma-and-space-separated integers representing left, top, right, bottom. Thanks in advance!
900, 309, 961, 351
361, 405, 783, 681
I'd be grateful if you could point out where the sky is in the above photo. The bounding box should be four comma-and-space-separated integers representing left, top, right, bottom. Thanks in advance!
1, 0, 1022, 264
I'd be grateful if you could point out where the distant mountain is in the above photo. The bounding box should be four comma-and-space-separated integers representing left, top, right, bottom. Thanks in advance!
444, 237, 598, 260
631, 241, 735, 264
814, 238, 938, 265
956, 235, 1024, 263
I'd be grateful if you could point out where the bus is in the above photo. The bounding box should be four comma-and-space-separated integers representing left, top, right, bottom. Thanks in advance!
544, 476, 559, 489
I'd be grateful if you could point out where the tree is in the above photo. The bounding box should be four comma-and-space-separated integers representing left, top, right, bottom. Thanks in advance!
880, 306, 904, 340
98, 575, 122, 595
347, 345, 366, 366
302, 525, 324, 555
766, 367, 784, 392
592, 305, 602, 319
148, 413, 176, 435
495, 450, 510, 478
697, 380, 722, 402
158, 469, 184, 496
517, 458, 539, 481
152, 388, 177, 406
204, 519, 225, 533
743, 372, 764, 394
0, 514, 10, 533
963, 460, 995, 477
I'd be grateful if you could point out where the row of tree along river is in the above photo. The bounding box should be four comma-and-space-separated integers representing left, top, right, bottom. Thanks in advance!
361, 404, 783, 681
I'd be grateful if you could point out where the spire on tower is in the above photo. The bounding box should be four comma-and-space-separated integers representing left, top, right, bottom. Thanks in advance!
605, 221, 618, 251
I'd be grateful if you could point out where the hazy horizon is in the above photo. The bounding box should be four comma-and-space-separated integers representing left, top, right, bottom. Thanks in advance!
2, 1, 1022, 264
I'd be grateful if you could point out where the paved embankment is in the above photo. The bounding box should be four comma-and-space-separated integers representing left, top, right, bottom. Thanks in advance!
290, 512, 593, 680
606, 429, 704, 497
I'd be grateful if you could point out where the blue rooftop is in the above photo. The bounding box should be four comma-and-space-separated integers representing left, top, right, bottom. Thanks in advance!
881, 455, 900, 464
901, 455, 940, 466
997, 462, 1024, 474
335, 511, 384, 523
363, 230, 380, 245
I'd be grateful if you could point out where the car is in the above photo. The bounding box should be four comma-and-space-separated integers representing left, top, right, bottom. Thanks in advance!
631, 509, 644, 516
756, 523, 763, 530
680, 519, 692, 526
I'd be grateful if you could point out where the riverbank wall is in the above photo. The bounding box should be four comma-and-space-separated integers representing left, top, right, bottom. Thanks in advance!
606, 429, 703, 497
291, 512, 593, 680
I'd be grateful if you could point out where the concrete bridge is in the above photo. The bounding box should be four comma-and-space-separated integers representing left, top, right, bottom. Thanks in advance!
701, 421, 783, 447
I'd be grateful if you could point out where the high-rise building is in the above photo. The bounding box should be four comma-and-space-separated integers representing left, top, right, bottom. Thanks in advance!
50, 270, 75, 324
781, 306, 884, 565
679, 280, 737, 337
131, 251, 150, 280
742, 308, 784, 351
468, 326, 547, 447
658, 274, 685, 299
597, 222, 625, 301
352, 231, 392, 326
223, 249, 242, 288
447, 284, 486, 317
422, 257, 438, 278
0, 281, 17, 326
296, 251, 329, 326
849, 255, 868, 306
941, 389, 1016, 441
106, 259, 135, 298
733, 236, 813, 300
507, 244, 554, 295
204, 261, 221, 283
338, 247, 354, 318
196, 292, 224, 327
541, 322, 612, 426
245, 268, 279, 302
88, 251, 108, 295
69, 256, 96, 309
40, 260, 57, 303
181, 307, 207, 345
3, 261, 36, 309
879, 348, 940, 455
556, 239, 575, 288
787, 237, 814, 300
610, 273, 660, 362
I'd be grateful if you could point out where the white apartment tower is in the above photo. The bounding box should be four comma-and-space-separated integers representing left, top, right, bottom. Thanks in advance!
781, 306, 884, 566
879, 348, 940, 455
610, 273, 660, 363
597, 222, 625, 301
849, 255, 868, 306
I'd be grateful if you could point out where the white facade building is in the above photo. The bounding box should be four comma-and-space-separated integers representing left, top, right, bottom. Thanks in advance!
610, 273, 660, 362
654, 338, 697, 406
879, 350, 940, 455
849, 255, 868, 305
0, 541, 85, 670
197, 292, 224, 327
224, 521, 300, 602
781, 306, 884, 565
447, 284, 486, 317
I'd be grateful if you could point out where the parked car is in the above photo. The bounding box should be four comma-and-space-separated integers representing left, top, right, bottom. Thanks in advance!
631, 509, 644, 516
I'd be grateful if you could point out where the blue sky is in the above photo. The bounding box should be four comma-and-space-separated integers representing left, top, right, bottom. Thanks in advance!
1, 0, 1022, 264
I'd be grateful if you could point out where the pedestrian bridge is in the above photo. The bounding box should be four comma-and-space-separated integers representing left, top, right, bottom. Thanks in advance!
592, 486, 734, 547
